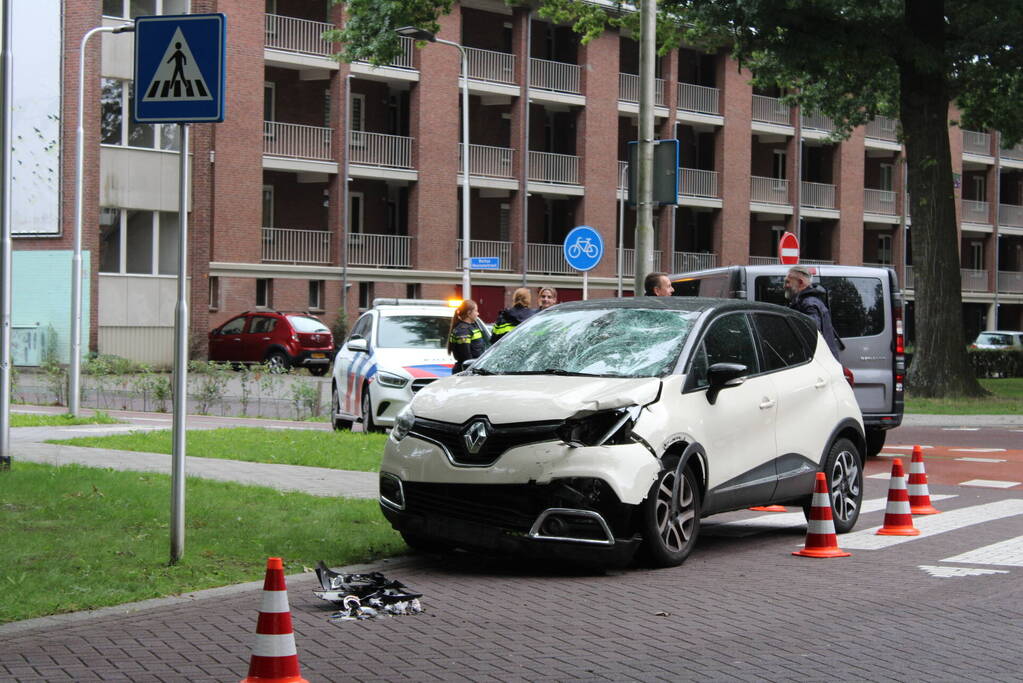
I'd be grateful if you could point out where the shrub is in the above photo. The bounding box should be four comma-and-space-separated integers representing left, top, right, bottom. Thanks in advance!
905, 350, 1023, 378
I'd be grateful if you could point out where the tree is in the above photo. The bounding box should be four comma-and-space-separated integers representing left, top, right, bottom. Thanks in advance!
329, 0, 1023, 397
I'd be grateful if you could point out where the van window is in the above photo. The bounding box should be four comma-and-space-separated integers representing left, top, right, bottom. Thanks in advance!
671, 274, 731, 298
753, 275, 885, 338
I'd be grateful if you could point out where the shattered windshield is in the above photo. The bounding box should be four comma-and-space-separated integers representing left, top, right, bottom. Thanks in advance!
473, 307, 699, 377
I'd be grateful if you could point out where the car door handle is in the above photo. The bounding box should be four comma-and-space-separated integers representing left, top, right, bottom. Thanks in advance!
814, 378, 827, 389
759, 398, 776, 410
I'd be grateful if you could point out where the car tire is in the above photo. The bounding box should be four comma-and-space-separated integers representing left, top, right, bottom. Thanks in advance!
361, 387, 382, 433
265, 350, 290, 374
640, 458, 701, 568
807, 437, 863, 534
331, 385, 353, 432
865, 428, 886, 457
309, 366, 329, 377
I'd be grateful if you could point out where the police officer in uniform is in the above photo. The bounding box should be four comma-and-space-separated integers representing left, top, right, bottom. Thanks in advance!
491, 287, 536, 343
447, 299, 484, 372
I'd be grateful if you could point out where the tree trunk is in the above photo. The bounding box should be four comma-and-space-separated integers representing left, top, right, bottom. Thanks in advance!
899, 0, 986, 397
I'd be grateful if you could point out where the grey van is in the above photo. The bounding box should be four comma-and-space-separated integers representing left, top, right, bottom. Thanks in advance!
670, 265, 904, 456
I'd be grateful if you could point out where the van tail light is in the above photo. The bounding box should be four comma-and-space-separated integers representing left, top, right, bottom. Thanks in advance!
893, 292, 905, 396
843, 366, 855, 387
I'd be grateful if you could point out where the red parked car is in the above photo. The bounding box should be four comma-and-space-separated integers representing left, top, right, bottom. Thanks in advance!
208, 311, 334, 375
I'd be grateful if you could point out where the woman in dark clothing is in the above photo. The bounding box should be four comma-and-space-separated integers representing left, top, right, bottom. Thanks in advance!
447, 299, 484, 372
491, 287, 536, 343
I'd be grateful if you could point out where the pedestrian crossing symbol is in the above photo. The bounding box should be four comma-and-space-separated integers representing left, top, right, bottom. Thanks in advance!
142, 29, 213, 102
134, 13, 226, 123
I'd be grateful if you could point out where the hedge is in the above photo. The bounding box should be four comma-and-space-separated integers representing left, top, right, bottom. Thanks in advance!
904, 349, 1023, 378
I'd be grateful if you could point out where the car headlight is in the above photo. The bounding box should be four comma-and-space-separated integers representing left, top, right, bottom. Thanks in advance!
391, 405, 415, 442
376, 371, 409, 389
556, 405, 643, 448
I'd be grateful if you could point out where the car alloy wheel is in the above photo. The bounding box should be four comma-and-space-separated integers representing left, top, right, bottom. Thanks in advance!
361, 387, 381, 433
642, 458, 701, 567
824, 437, 863, 533
265, 350, 290, 374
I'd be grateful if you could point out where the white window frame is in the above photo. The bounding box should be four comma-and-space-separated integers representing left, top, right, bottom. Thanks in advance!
256, 278, 273, 309
262, 185, 275, 229
209, 276, 220, 311
99, 208, 178, 275
972, 174, 986, 202
308, 280, 324, 310
349, 192, 364, 234
264, 81, 276, 122
969, 240, 984, 270
878, 234, 893, 265
772, 149, 787, 180
879, 163, 894, 192
100, 78, 178, 151
102, 1, 191, 20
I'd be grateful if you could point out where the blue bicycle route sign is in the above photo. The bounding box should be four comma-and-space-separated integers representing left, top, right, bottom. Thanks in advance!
134, 13, 226, 123
563, 225, 604, 272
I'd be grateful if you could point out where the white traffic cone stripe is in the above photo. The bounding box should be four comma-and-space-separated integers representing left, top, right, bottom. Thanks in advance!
885, 498, 912, 514
908, 483, 929, 496
251, 632, 299, 658
807, 518, 837, 535
812, 491, 831, 508
909, 461, 924, 473
259, 589, 291, 613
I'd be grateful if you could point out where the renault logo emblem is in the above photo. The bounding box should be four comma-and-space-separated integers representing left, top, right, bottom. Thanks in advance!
463, 420, 491, 454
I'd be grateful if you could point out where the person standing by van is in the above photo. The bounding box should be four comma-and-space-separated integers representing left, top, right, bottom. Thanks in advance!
491, 287, 536, 343
448, 299, 484, 372
784, 265, 842, 359
644, 272, 674, 296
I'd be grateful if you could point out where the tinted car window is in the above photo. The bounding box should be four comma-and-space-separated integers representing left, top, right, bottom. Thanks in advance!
690, 313, 759, 387
287, 315, 329, 333
754, 275, 885, 338
349, 314, 371, 341
672, 274, 731, 298
977, 333, 1011, 345
219, 317, 246, 334
250, 316, 277, 333
753, 313, 810, 371
377, 315, 450, 349
788, 313, 819, 356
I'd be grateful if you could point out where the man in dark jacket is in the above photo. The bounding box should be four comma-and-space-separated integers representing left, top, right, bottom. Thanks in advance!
784, 265, 842, 360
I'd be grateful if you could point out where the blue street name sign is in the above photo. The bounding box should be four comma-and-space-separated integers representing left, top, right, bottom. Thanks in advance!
563, 225, 604, 272
470, 257, 501, 270
134, 13, 226, 123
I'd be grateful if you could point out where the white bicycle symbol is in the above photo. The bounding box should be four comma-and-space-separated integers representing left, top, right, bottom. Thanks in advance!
567, 236, 599, 259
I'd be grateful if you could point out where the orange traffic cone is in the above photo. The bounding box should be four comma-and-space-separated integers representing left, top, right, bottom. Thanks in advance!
876, 459, 921, 536
907, 445, 940, 515
793, 472, 851, 558
242, 557, 309, 683
750, 505, 787, 512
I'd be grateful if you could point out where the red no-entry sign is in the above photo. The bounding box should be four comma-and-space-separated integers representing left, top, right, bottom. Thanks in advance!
778, 232, 800, 265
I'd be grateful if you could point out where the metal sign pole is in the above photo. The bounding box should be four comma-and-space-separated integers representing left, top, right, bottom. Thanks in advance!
583, 271, 589, 301
170, 123, 189, 564
0, 0, 13, 469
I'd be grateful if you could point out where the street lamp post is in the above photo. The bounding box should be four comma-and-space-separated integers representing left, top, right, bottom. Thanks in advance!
396, 26, 471, 300
70, 23, 135, 417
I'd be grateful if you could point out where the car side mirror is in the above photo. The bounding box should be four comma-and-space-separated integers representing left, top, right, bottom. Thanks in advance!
461, 358, 478, 370
346, 338, 368, 353
706, 362, 747, 405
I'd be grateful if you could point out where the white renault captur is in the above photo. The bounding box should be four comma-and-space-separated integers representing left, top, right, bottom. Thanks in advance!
379, 297, 864, 567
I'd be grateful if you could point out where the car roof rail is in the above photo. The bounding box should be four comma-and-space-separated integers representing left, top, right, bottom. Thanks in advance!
372, 298, 453, 307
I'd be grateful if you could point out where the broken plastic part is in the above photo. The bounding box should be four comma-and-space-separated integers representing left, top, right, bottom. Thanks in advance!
313, 561, 424, 622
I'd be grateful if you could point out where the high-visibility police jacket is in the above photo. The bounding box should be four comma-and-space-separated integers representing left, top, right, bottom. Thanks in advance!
491, 305, 536, 342
449, 320, 484, 371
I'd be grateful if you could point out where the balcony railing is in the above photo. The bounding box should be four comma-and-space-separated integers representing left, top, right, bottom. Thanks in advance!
905, 266, 914, 288
1002, 143, 1023, 162
749, 255, 779, 265
752, 95, 791, 125
864, 188, 898, 215
264, 121, 332, 161
465, 46, 515, 85
347, 233, 412, 268
999, 203, 1023, 227
802, 258, 835, 265
801, 110, 834, 133
349, 131, 413, 168
456, 239, 513, 271
459, 144, 515, 179
529, 58, 581, 94
998, 270, 1023, 293
801, 181, 836, 209
677, 82, 720, 115
961, 199, 990, 223
621, 248, 663, 278
865, 116, 899, 142
265, 14, 333, 57
681, 168, 719, 199
527, 242, 574, 274
528, 150, 580, 185
750, 176, 789, 204
618, 73, 665, 106
262, 227, 331, 264
962, 268, 989, 292
673, 251, 717, 273
962, 130, 991, 155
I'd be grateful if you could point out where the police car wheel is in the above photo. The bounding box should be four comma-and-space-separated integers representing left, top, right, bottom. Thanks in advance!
361, 388, 382, 433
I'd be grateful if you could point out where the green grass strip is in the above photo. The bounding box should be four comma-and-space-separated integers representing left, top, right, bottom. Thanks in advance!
47, 427, 386, 472
11, 412, 120, 427
0, 462, 405, 624
905, 378, 1023, 415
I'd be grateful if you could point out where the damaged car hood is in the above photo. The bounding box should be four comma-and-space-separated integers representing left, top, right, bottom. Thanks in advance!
410, 375, 662, 424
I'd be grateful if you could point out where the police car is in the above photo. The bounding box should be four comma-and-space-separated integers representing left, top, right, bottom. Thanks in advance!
330, 299, 491, 432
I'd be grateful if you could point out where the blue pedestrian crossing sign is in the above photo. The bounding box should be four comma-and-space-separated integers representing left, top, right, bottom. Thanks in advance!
134, 14, 226, 123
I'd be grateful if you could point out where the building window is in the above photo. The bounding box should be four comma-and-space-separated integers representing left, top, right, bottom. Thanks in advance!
972, 175, 986, 201
209, 276, 220, 311
499, 203, 510, 242
350, 93, 365, 132
968, 241, 984, 270
264, 82, 275, 122
878, 234, 892, 265
879, 163, 894, 191
256, 279, 273, 308
101, 78, 180, 151
103, 0, 190, 18
349, 192, 364, 234
358, 281, 374, 309
405, 283, 420, 299
99, 208, 179, 275
308, 280, 324, 310
262, 185, 275, 228
772, 150, 787, 180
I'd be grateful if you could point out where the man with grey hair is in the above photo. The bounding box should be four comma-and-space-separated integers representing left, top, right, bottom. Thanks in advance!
784, 265, 843, 360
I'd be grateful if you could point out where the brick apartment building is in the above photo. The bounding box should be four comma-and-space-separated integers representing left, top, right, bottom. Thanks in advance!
14, 0, 1023, 365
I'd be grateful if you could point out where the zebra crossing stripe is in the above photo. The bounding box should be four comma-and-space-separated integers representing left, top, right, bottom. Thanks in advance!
941, 534, 1023, 567
840, 499, 1023, 550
